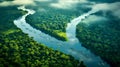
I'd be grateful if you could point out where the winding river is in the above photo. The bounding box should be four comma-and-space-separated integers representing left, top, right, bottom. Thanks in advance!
14, 6, 109, 67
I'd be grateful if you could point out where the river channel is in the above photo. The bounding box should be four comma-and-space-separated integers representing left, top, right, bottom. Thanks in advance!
14, 6, 109, 67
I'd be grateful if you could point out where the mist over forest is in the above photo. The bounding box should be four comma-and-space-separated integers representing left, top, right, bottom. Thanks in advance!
0, 0, 120, 67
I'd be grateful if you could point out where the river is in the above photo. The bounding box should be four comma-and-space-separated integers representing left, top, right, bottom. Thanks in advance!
14, 6, 109, 67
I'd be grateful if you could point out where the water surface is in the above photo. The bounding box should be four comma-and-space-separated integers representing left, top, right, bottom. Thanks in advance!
14, 6, 109, 67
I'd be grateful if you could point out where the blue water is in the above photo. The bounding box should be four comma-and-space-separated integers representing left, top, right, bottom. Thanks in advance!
14, 6, 110, 67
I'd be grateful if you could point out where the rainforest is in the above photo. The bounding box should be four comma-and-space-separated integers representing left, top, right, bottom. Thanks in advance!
0, 0, 120, 67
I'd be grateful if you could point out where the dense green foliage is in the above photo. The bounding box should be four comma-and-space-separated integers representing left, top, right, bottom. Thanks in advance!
26, 6, 81, 41
0, 31, 79, 67
0, 6, 25, 34
0, 6, 85, 67
76, 14, 120, 67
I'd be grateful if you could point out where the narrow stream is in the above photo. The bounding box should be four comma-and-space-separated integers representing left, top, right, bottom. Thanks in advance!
14, 6, 110, 67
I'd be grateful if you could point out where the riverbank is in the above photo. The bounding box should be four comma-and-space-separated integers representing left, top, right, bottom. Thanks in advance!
25, 6, 78, 41
76, 14, 120, 67
14, 6, 110, 67
0, 6, 80, 67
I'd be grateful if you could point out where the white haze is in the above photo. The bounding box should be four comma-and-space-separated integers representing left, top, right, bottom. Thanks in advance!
90, 2, 120, 19
50, 0, 88, 9
50, 0, 120, 19
0, 0, 52, 6
0, 0, 35, 6
35, 0, 50, 2
65, 1, 120, 31
0, 0, 119, 18
82, 15, 109, 24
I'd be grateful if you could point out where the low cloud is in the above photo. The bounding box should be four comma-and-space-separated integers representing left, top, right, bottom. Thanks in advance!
90, 2, 120, 19
50, 0, 120, 19
0, 0, 35, 6
0, 0, 53, 7
0, 0, 119, 19
50, 0, 88, 9
82, 15, 109, 24
35, 0, 50, 2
